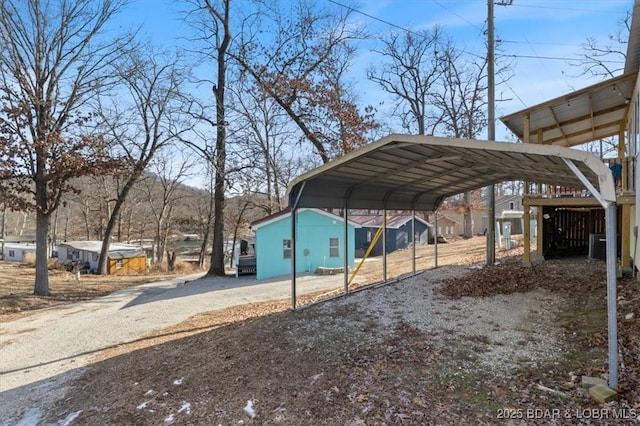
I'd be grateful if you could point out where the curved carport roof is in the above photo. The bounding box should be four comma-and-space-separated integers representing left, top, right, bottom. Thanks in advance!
287, 134, 615, 210
286, 133, 619, 388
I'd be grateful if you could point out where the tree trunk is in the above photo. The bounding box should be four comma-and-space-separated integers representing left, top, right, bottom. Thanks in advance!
207, 2, 231, 276
463, 191, 473, 238
34, 209, 50, 296
198, 226, 209, 270
98, 176, 139, 275
167, 250, 176, 272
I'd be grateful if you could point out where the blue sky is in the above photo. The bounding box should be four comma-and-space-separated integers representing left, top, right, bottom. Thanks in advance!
123, 0, 631, 132
118, 0, 632, 178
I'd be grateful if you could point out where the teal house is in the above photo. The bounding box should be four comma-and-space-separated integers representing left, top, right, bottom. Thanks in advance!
250, 208, 356, 280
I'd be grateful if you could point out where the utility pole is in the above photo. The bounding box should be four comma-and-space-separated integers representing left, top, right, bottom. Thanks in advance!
486, 0, 512, 265
486, 0, 496, 265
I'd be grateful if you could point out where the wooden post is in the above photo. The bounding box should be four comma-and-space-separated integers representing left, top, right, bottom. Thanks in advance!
537, 129, 544, 195
618, 122, 627, 193
523, 201, 531, 266
622, 204, 631, 269
536, 207, 544, 260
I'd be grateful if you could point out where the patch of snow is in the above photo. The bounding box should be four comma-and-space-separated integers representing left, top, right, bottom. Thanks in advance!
136, 400, 151, 410
178, 401, 191, 414
58, 410, 82, 426
12, 408, 43, 426
173, 377, 184, 385
243, 400, 256, 418
310, 372, 324, 384
164, 413, 175, 423
144, 389, 156, 396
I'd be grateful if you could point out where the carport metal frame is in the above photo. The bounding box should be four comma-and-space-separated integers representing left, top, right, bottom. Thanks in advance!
286, 134, 619, 388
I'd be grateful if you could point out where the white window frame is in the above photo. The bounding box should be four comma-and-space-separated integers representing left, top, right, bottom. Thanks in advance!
329, 237, 339, 257
283, 239, 292, 259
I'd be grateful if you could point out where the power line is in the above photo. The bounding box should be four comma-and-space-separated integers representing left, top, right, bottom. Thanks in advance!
505, 54, 623, 63
508, 2, 628, 13
429, 0, 484, 31
326, 0, 422, 37
499, 39, 585, 48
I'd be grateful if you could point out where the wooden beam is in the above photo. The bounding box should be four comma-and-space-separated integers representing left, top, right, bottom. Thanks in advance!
547, 105, 570, 145
618, 121, 626, 158
523, 206, 531, 266
536, 207, 544, 261
539, 117, 626, 146
500, 72, 637, 122
621, 204, 631, 268
524, 197, 602, 207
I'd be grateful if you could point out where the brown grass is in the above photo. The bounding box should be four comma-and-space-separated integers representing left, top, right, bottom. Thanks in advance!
0, 236, 531, 322
0, 260, 203, 320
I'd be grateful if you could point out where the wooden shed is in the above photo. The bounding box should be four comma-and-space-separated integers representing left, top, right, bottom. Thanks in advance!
58, 241, 147, 275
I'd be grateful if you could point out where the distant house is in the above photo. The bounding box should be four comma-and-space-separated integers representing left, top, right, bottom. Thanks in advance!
349, 214, 431, 256
2, 242, 37, 262
251, 208, 357, 280
433, 210, 485, 236
57, 241, 147, 275
434, 214, 462, 238
437, 194, 524, 236
495, 194, 523, 214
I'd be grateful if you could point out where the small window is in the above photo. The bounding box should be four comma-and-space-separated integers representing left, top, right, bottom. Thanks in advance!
329, 238, 339, 257
8, 250, 15, 257
115, 259, 123, 269
366, 230, 372, 242
92, 253, 99, 261
509, 201, 515, 210
283, 239, 292, 259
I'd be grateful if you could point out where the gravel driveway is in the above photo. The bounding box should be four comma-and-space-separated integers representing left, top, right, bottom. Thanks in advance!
0, 271, 346, 424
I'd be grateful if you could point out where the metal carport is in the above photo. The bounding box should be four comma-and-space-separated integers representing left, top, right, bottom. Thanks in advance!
286, 134, 620, 387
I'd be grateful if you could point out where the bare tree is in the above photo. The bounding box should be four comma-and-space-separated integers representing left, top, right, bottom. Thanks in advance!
0, 0, 134, 295
231, 79, 302, 214
96, 50, 191, 275
232, 0, 375, 164
572, 8, 631, 79
431, 41, 489, 238
183, 0, 231, 277
367, 27, 444, 135
143, 152, 193, 264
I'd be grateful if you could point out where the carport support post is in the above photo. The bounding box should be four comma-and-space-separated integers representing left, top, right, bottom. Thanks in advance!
291, 207, 297, 310
382, 209, 387, 281
412, 210, 416, 274
605, 203, 618, 388
434, 212, 439, 268
343, 204, 349, 295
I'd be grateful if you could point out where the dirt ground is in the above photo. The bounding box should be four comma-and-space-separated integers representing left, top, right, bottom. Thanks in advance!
0, 236, 491, 320
0, 260, 203, 320
5, 237, 640, 425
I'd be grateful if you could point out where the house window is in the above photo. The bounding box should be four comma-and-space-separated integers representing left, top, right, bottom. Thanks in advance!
115, 259, 123, 269
92, 253, 99, 261
8, 250, 14, 257
329, 238, 339, 257
366, 230, 372, 242
509, 201, 515, 210
283, 239, 292, 259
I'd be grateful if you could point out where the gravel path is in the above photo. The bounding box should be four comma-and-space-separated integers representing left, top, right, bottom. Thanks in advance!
294, 265, 562, 376
0, 271, 346, 424
0, 263, 561, 425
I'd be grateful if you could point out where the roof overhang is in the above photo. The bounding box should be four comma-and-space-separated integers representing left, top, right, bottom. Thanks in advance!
286, 134, 616, 211
625, 0, 640, 74
500, 72, 637, 147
